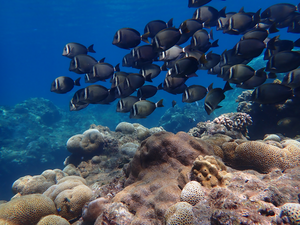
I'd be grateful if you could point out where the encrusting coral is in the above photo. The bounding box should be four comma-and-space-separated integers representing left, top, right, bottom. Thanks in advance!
191, 155, 231, 188
0, 194, 57, 225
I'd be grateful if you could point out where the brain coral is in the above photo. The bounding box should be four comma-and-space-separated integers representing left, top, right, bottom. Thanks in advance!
191, 155, 230, 188
37, 215, 70, 225
280, 203, 300, 224
165, 202, 195, 225
0, 194, 56, 225
43, 176, 92, 221
180, 181, 206, 206
226, 141, 300, 173
66, 129, 104, 155
12, 175, 54, 195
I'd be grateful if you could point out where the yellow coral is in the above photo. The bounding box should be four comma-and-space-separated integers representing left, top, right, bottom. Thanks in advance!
37, 215, 70, 225
191, 155, 229, 188
0, 194, 56, 225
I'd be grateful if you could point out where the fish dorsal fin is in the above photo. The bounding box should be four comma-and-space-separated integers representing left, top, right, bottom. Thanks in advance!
223, 81, 233, 92
167, 18, 173, 28
239, 7, 245, 13
208, 83, 213, 91
99, 57, 105, 63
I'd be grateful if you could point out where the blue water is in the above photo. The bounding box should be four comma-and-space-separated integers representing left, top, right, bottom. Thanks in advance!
0, 0, 299, 200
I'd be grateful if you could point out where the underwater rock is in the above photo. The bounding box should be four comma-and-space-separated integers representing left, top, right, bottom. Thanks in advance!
115, 122, 135, 134
119, 142, 140, 158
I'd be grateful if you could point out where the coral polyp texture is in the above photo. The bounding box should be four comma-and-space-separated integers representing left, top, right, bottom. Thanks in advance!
191, 155, 230, 188
180, 181, 206, 206
43, 175, 93, 220
280, 203, 300, 224
37, 215, 70, 225
0, 194, 57, 225
164, 202, 195, 225
223, 140, 300, 173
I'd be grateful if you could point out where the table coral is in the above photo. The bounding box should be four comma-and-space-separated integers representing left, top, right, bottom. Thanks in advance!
191, 155, 230, 188
165, 202, 195, 225
0, 194, 56, 225
37, 215, 70, 225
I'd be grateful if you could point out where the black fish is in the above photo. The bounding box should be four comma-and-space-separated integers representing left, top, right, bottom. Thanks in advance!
137, 85, 158, 100
172, 100, 177, 107
69, 89, 89, 111
266, 50, 300, 73
261, 3, 299, 23
158, 82, 187, 95
169, 56, 199, 77
130, 99, 164, 119
193, 6, 226, 27
51, 76, 80, 94
224, 8, 261, 35
80, 85, 109, 104
204, 82, 233, 115
223, 64, 258, 84
158, 45, 184, 61
233, 38, 265, 59
188, 0, 212, 8
62, 42, 96, 58
198, 51, 220, 70
69, 54, 98, 74
144, 19, 173, 38
87, 62, 120, 82
116, 96, 139, 113
219, 48, 251, 67
182, 85, 207, 103
236, 68, 273, 89
251, 83, 293, 104
190, 29, 213, 50
139, 64, 161, 80
216, 12, 236, 31
152, 23, 190, 52
282, 69, 300, 89
112, 28, 149, 49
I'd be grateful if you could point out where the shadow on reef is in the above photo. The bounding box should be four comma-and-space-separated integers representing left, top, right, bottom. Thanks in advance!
237, 89, 300, 140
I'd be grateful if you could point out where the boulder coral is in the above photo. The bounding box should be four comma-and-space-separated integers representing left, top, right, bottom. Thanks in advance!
66, 129, 104, 155
180, 181, 207, 206
164, 202, 195, 225
113, 131, 215, 224
191, 155, 231, 188
115, 122, 135, 134
0, 194, 57, 225
43, 176, 93, 221
37, 215, 70, 225
12, 169, 67, 196
222, 140, 300, 173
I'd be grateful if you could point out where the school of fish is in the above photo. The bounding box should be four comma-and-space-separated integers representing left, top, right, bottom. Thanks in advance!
50, 1, 300, 118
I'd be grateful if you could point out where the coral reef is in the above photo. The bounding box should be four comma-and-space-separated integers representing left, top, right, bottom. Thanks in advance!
43, 176, 93, 220
191, 155, 231, 188
280, 203, 300, 224
180, 181, 206, 206
188, 112, 253, 139
0, 194, 57, 225
165, 202, 195, 225
221, 140, 300, 173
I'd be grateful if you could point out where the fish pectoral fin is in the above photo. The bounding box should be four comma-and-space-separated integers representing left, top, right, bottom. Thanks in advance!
216, 105, 222, 109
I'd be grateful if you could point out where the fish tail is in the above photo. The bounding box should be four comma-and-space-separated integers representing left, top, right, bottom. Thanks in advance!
155, 99, 164, 107
74, 77, 81, 86
87, 44, 96, 53
141, 32, 150, 43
